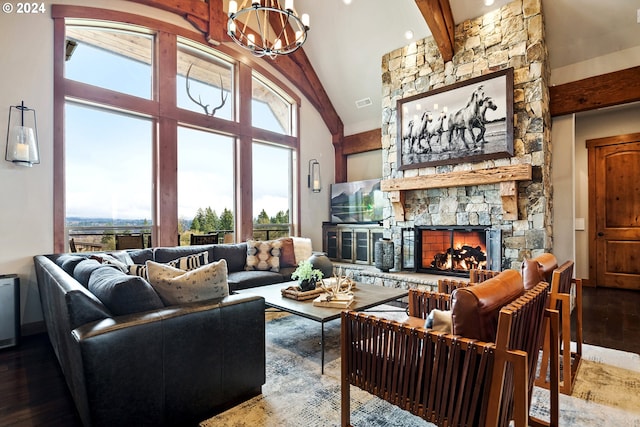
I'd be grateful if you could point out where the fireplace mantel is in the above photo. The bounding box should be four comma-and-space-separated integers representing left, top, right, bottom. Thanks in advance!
381, 164, 532, 221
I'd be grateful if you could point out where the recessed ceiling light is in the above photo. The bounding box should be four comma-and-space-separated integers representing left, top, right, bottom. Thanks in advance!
484, 0, 495, 6
343, 0, 352, 5
404, 29, 414, 40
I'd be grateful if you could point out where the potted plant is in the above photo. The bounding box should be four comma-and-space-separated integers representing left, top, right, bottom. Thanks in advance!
291, 259, 323, 292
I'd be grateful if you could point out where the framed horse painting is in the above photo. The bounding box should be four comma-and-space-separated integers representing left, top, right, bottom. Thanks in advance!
397, 67, 514, 170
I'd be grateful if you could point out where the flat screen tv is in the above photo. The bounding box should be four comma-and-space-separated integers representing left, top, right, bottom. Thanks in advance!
330, 178, 384, 223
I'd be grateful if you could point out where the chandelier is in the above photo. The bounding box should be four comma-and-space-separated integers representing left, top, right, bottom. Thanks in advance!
227, 0, 310, 59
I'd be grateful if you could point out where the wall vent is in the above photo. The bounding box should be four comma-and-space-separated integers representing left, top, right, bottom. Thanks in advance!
355, 97, 372, 109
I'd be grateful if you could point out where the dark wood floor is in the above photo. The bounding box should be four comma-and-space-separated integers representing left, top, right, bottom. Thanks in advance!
1, 286, 638, 427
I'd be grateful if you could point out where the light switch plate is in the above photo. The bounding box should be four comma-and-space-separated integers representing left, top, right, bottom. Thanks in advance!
575, 218, 585, 231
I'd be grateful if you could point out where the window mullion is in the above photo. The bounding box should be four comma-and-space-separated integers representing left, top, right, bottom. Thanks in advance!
155, 31, 179, 247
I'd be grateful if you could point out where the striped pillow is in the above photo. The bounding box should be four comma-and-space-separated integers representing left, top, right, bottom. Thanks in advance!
167, 251, 209, 270
128, 251, 209, 279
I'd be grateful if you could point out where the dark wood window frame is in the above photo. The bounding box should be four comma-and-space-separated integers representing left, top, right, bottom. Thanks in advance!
52, 5, 301, 252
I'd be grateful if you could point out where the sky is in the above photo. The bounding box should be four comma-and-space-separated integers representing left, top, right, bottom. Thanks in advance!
64, 33, 290, 222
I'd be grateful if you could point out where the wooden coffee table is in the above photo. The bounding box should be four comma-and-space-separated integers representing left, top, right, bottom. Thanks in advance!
236, 281, 408, 373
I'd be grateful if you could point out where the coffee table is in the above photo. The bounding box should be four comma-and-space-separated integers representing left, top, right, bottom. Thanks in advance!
236, 281, 408, 373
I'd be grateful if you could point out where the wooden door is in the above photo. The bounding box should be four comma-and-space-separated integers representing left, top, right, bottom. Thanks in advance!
588, 132, 640, 289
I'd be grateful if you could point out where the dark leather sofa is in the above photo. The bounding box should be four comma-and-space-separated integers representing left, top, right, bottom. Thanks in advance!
33, 243, 275, 427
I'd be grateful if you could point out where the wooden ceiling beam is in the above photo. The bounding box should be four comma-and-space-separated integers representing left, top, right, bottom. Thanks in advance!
550, 66, 640, 117
414, 0, 455, 62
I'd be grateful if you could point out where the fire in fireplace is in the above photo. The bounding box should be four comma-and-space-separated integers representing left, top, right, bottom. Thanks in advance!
415, 226, 501, 277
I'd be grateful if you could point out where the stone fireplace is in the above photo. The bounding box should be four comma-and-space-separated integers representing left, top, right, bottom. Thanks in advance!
380, 0, 552, 272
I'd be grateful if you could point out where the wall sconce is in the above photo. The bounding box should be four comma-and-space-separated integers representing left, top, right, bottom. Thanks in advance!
5, 101, 40, 167
308, 159, 321, 193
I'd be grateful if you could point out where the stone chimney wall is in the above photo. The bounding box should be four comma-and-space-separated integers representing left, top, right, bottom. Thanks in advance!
381, 0, 551, 270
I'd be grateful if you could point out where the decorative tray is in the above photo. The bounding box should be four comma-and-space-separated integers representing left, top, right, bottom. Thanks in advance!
281, 286, 323, 301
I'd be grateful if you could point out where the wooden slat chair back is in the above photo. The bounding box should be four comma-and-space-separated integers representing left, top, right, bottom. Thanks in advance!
535, 260, 583, 395
469, 268, 501, 283
190, 233, 219, 245
437, 278, 470, 294
341, 281, 558, 427
408, 289, 452, 319
437, 269, 500, 294
115, 234, 144, 250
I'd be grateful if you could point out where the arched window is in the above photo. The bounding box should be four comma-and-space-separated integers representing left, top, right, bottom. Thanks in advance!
53, 6, 300, 251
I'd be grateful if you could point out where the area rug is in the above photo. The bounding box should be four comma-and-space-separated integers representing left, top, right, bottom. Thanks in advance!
201, 309, 640, 427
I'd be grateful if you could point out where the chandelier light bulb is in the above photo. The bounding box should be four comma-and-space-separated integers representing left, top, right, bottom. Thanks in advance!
284, 0, 294, 11
301, 13, 309, 28
229, 0, 237, 15
248, 33, 255, 49
274, 38, 282, 50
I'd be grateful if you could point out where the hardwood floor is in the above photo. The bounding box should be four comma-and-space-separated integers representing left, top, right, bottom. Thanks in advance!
0, 286, 638, 427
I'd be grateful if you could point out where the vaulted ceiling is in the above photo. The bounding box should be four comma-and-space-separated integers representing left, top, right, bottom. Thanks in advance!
297, 0, 640, 135
131, 0, 640, 142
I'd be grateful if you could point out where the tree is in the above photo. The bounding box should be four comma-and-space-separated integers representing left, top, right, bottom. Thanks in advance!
218, 208, 234, 231
204, 207, 218, 232
256, 209, 270, 224
191, 208, 205, 231
274, 210, 289, 224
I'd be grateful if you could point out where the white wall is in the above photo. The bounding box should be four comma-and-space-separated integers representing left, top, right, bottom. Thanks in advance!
0, 0, 332, 329
550, 115, 575, 269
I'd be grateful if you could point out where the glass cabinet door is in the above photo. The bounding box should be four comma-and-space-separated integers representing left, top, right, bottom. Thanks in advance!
326, 230, 338, 259
355, 230, 369, 263
340, 230, 353, 261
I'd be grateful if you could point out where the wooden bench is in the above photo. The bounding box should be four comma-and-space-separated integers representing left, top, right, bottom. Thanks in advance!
341, 276, 559, 427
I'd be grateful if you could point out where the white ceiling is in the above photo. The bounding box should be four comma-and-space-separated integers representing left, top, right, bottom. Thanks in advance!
294, 0, 640, 135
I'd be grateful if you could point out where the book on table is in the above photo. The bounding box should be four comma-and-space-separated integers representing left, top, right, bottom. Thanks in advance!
312, 292, 354, 308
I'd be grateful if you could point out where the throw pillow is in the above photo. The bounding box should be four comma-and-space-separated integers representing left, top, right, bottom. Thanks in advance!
291, 237, 313, 264
246, 239, 281, 272
128, 264, 148, 279
74, 259, 104, 287
146, 259, 229, 305
425, 309, 452, 333
278, 237, 297, 267
166, 251, 209, 271
90, 253, 129, 273
56, 254, 88, 276
521, 258, 545, 290
88, 266, 164, 316
108, 250, 135, 266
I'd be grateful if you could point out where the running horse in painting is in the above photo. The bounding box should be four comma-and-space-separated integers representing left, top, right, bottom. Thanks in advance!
470, 95, 498, 147
447, 85, 486, 150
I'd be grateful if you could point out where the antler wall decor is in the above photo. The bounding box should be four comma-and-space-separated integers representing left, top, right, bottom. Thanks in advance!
185, 63, 228, 116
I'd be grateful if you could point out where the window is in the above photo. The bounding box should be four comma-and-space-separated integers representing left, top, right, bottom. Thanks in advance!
65, 103, 153, 249
178, 127, 234, 243
177, 41, 233, 120
65, 26, 153, 99
252, 142, 292, 240
54, 7, 301, 251
252, 73, 293, 135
